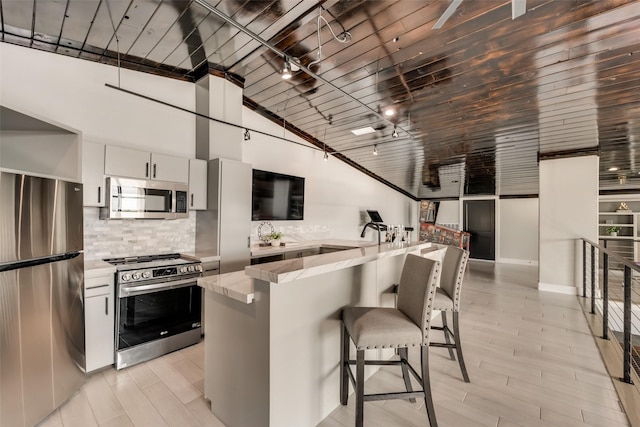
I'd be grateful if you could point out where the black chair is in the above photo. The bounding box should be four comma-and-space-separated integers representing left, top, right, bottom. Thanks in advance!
340, 254, 441, 427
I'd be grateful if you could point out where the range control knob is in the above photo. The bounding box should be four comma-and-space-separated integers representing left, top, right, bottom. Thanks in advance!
188, 265, 195, 272
142, 271, 151, 279
132, 272, 141, 280
122, 273, 131, 281
180, 266, 188, 273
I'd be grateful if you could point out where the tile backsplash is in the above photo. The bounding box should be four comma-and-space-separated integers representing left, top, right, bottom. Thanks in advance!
83, 208, 196, 261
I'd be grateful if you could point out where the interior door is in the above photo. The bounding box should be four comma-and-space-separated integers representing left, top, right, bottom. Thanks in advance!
463, 200, 495, 260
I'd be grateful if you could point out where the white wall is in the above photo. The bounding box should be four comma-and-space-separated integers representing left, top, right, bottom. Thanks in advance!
1, 43, 418, 254
539, 156, 598, 293
432, 197, 539, 265
242, 108, 418, 242
498, 198, 539, 265
0, 43, 195, 158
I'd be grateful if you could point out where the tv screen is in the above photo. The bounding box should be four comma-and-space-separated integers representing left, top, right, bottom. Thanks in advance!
252, 169, 305, 220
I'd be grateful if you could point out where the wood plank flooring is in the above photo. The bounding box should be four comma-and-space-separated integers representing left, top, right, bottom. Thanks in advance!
39, 261, 630, 427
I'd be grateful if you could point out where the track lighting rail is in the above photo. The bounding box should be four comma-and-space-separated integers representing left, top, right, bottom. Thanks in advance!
192, 0, 411, 140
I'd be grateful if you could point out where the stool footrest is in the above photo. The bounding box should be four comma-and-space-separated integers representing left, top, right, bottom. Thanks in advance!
363, 391, 426, 402
346, 359, 405, 366
344, 358, 424, 390
430, 342, 456, 349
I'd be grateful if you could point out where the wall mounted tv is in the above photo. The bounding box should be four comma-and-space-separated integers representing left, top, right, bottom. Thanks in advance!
252, 169, 305, 220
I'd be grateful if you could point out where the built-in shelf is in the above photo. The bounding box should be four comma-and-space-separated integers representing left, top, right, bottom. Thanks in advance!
598, 195, 640, 268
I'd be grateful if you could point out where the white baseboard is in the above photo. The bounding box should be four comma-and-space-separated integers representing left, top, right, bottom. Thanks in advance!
498, 258, 539, 266
538, 282, 578, 295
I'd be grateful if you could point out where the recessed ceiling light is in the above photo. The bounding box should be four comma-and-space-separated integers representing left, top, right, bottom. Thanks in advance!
384, 108, 395, 117
351, 126, 376, 136
608, 166, 619, 171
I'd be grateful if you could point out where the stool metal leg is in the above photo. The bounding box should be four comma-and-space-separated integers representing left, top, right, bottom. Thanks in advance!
356, 349, 365, 427
398, 347, 416, 403
453, 312, 470, 383
420, 346, 438, 427
340, 323, 349, 405
441, 311, 455, 360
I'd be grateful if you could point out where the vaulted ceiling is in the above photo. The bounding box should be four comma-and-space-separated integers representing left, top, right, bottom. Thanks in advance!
2, 0, 640, 199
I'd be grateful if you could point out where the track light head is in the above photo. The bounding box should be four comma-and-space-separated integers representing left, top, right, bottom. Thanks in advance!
281, 58, 292, 80
244, 129, 251, 141
373, 145, 378, 155
323, 151, 329, 161
392, 127, 399, 138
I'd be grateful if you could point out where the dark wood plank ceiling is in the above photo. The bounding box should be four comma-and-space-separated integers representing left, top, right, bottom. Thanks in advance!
2, 0, 640, 199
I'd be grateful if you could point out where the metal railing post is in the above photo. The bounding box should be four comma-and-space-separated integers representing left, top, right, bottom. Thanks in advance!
590, 245, 595, 314
582, 240, 587, 298
602, 252, 609, 340
623, 265, 633, 384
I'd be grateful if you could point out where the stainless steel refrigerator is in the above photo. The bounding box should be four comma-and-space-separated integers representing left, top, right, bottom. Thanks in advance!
0, 172, 85, 427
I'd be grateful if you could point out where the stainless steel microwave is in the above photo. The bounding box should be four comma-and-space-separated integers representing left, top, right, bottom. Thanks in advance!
100, 177, 189, 219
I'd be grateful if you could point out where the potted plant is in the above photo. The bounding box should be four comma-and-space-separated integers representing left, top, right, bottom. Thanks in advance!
606, 226, 621, 237
269, 231, 283, 247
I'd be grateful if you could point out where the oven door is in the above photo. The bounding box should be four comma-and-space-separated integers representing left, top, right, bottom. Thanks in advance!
116, 278, 202, 351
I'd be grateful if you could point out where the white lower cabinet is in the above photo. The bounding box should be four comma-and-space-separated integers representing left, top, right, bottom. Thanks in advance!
85, 274, 115, 372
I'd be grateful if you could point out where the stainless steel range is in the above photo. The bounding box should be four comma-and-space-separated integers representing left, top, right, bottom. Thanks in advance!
104, 253, 203, 370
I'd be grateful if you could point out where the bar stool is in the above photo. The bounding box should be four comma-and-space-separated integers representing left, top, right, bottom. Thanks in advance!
340, 254, 441, 427
430, 246, 470, 382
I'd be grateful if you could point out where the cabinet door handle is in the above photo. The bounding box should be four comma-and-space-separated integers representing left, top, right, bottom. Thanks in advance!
105, 296, 109, 316
145, 162, 149, 177
190, 194, 194, 207
153, 164, 157, 178
98, 186, 101, 204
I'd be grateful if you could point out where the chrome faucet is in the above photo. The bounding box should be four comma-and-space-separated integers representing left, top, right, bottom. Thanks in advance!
360, 222, 388, 245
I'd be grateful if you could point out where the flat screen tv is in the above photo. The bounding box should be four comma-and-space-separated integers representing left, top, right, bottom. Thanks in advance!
252, 169, 305, 220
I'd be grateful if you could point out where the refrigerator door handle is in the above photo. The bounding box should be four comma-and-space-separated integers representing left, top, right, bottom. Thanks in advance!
0, 252, 80, 273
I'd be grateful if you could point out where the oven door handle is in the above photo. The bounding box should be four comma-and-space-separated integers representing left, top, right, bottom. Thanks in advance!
119, 277, 198, 297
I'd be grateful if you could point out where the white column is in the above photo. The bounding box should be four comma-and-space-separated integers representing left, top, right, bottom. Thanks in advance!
195, 73, 243, 161
538, 155, 598, 294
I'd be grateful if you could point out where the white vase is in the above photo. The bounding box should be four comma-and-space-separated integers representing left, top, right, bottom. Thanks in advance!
271, 239, 281, 247
610, 232, 618, 237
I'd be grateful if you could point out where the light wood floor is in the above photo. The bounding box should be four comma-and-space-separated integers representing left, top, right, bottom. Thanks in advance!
39, 261, 630, 427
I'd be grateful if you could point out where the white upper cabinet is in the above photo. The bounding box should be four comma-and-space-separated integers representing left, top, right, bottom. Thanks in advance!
104, 146, 152, 179
82, 141, 106, 206
189, 159, 207, 210
104, 146, 189, 183
152, 153, 189, 183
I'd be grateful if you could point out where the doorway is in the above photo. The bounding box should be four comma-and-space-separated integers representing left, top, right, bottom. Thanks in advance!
463, 200, 495, 260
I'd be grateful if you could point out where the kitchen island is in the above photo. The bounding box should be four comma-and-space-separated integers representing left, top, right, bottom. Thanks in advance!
198, 240, 434, 427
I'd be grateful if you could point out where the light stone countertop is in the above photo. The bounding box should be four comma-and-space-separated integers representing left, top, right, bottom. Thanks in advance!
180, 251, 221, 264
84, 259, 116, 278
198, 271, 254, 304
198, 240, 433, 304
250, 239, 373, 258
246, 240, 433, 284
